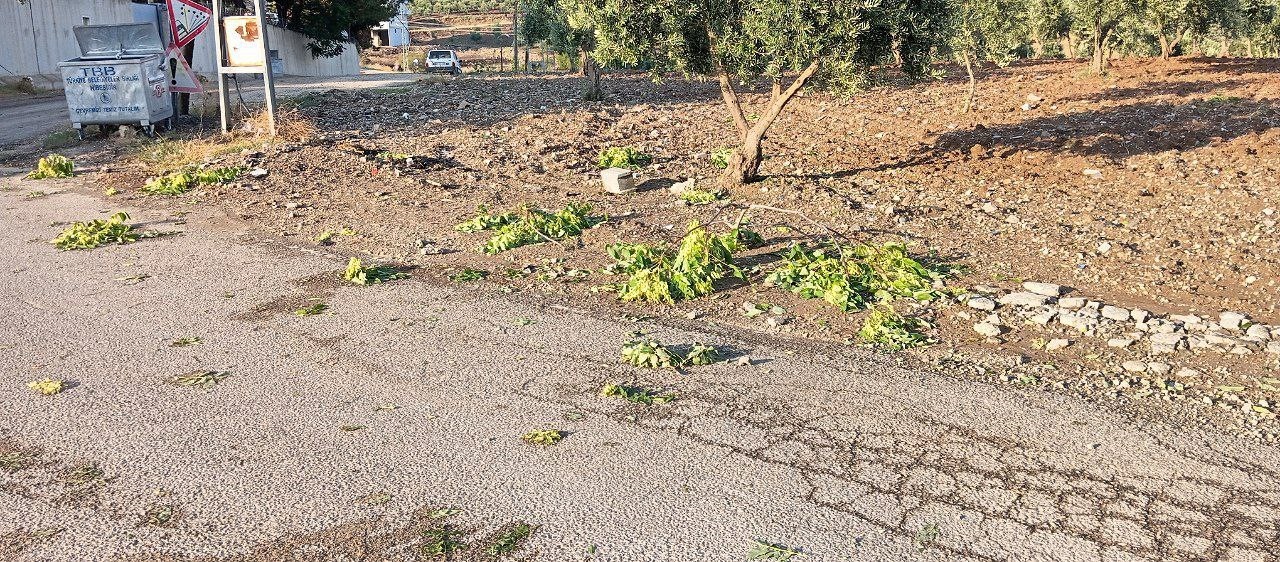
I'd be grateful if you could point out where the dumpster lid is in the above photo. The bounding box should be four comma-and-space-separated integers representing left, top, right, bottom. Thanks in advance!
73, 23, 165, 59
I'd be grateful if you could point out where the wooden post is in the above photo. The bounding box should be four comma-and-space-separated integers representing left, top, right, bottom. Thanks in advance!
253, 0, 277, 136
212, 0, 230, 132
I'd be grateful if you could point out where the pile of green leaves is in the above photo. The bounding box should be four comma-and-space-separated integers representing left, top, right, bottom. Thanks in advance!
679, 188, 727, 205
143, 166, 243, 195
600, 383, 675, 404
608, 221, 745, 304
520, 429, 563, 446
767, 243, 951, 312
52, 212, 138, 250
857, 307, 931, 351
343, 257, 407, 285
597, 146, 652, 169
621, 333, 721, 368
455, 203, 602, 254
710, 148, 733, 170
26, 154, 74, 179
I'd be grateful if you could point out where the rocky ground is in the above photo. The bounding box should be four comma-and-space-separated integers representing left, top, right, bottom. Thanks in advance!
15, 57, 1280, 442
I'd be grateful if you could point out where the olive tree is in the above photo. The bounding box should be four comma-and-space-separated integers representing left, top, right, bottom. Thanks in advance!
585, 0, 943, 187
1067, 0, 1140, 72
947, 0, 1028, 112
522, 0, 605, 98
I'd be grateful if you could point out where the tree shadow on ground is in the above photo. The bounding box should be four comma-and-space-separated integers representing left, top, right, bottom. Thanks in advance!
1060, 78, 1262, 104
929, 97, 1278, 161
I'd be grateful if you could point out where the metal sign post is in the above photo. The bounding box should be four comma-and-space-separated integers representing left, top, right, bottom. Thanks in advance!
210, 0, 277, 135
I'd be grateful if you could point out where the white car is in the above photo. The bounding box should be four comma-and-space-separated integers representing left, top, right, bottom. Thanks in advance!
426, 50, 462, 75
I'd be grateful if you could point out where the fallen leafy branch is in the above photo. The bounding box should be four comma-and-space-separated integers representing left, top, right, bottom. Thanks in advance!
52, 212, 138, 250
456, 203, 602, 254
344, 257, 407, 285
26, 154, 74, 179
608, 221, 745, 304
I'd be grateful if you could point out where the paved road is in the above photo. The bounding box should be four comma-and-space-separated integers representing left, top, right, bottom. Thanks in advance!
0, 72, 421, 149
2, 177, 1279, 561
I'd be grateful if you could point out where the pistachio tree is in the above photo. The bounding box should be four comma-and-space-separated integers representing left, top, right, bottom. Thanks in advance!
584, 0, 943, 187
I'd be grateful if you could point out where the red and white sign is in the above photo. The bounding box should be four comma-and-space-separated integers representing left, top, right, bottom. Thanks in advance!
167, 0, 213, 48
165, 44, 203, 93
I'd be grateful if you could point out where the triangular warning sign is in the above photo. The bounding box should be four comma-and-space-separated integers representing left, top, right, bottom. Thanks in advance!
165, 45, 204, 93
167, 0, 212, 48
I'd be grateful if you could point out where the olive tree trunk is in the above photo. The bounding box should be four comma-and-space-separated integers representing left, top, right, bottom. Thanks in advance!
582, 47, 603, 101
718, 60, 821, 188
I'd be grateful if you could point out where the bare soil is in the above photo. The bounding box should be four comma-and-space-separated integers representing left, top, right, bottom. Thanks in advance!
39, 57, 1280, 440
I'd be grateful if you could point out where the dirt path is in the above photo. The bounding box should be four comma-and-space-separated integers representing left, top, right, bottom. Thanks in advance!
3, 176, 1278, 561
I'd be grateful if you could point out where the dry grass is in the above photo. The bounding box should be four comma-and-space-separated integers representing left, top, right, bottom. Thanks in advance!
130, 108, 315, 174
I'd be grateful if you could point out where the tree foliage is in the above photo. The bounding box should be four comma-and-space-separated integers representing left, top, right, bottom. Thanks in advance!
270, 0, 405, 57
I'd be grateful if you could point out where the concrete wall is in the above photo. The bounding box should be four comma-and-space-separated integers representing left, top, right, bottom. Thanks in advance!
1, 0, 360, 88
0, 0, 138, 87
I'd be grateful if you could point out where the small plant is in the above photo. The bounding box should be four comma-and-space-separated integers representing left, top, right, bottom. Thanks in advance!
169, 370, 230, 388
679, 188, 727, 205
103, 187, 120, 196
0, 449, 38, 473
357, 491, 393, 506
487, 523, 534, 555
598, 146, 653, 169
608, 221, 745, 304
169, 337, 202, 347
26, 154, 74, 179
456, 203, 603, 254
62, 462, 104, 485
858, 307, 930, 351
421, 525, 466, 557
143, 503, 177, 526
28, 378, 65, 396
621, 335, 676, 369
767, 243, 953, 312
710, 147, 733, 169
315, 231, 335, 244
450, 268, 488, 282
600, 383, 675, 404
339, 424, 366, 432
748, 540, 804, 560
52, 212, 138, 250
521, 429, 563, 446
682, 342, 720, 366
143, 166, 243, 195
914, 523, 940, 551
295, 302, 327, 316
343, 257, 407, 285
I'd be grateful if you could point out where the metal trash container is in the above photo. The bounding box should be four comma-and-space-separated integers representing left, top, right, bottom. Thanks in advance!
58, 23, 173, 138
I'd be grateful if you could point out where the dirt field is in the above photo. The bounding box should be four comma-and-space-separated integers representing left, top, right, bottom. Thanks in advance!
32, 57, 1280, 441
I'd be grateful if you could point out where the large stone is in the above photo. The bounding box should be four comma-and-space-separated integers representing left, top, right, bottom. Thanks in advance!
973, 322, 1004, 337
1101, 305, 1130, 322
601, 167, 636, 194
1219, 311, 1249, 331
1023, 282, 1064, 296
1246, 324, 1271, 341
1058, 297, 1086, 309
1000, 292, 1053, 307
1059, 313, 1096, 334
1045, 338, 1071, 351
967, 296, 997, 311
1122, 361, 1147, 373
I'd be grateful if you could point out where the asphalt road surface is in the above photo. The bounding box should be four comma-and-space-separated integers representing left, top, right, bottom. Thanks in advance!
2, 177, 1279, 561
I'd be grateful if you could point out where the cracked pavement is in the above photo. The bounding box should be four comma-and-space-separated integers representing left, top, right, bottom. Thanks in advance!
2, 178, 1279, 561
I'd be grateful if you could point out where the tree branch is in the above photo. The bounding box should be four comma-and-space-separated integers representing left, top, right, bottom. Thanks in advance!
751, 59, 821, 135
718, 70, 750, 137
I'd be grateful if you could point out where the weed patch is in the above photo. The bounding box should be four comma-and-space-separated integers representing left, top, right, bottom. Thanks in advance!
142, 166, 243, 195
456, 203, 602, 254
26, 155, 74, 179
451, 268, 489, 282
607, 221, 745, 304
857, 307, 931, 350
679, 188, 727, 205
767, 243, 953, 312
598, 146, 652, 169
344, 257, 408, 285
169, 337, 202, 347
621, 333, 721, 368
142, 503, 178, 527
711, 147, 734, 169
295, 302, 328, 316
421, 524, 466, 557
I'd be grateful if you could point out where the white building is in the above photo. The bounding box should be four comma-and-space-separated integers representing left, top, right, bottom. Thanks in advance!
370, 2, 411, 48
2, 0, 360, 89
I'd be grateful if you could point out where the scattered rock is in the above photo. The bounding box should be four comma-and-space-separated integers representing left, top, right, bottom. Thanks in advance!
1107, 338, 1134, 348
967, 296, 997, 311
1268, 341, 1280, 355
1175, 368, 1201, 378
1083, 168, 1103, 180
1122, 361, 1147, 373
1057, 297, 1086, 310
1022, 282, 1064, 297
1146, 362, 1171, 375
973, 323, 1004, 337
1029, 310, 1057, 326
1045, 338, 1071, 351
669, 178, 695, 194
1246, 324, 1271, 340
999, 292, 1053, 307
250, 167, 269, 178
1130, 309, 1150, 323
